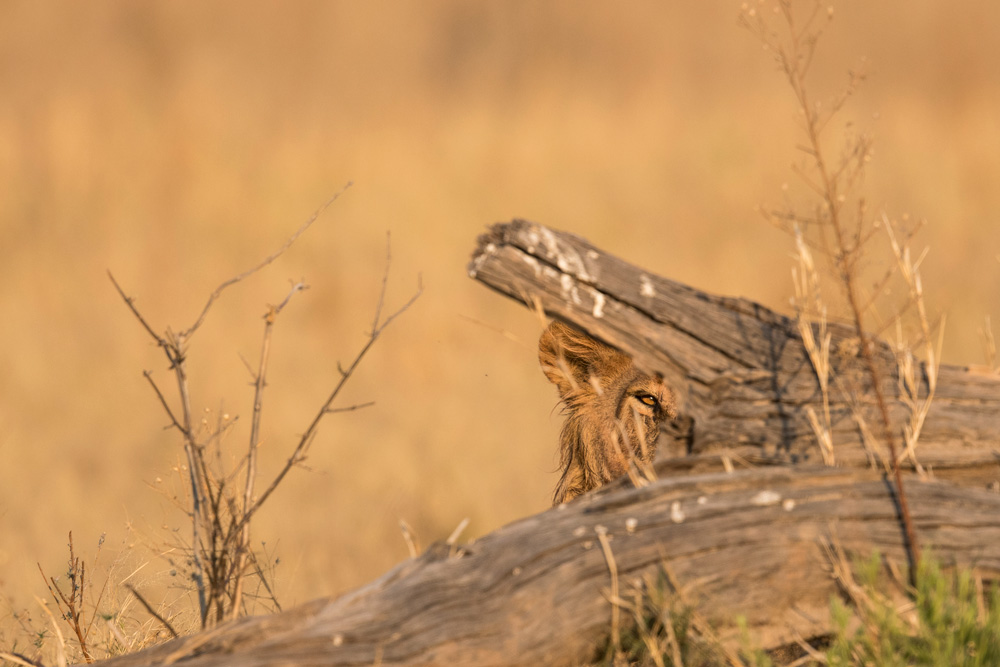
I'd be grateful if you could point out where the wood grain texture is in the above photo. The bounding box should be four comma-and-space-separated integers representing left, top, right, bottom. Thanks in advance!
97, 466, 1000, 667
469, 220, 1000, 485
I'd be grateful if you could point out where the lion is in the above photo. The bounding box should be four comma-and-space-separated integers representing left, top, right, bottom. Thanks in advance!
539, 320, 676, 505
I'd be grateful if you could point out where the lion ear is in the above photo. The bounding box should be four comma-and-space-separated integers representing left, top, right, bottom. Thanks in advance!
538, 321, 604, 398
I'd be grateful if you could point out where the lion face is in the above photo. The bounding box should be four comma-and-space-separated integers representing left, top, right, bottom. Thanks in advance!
539, 321, 675, 505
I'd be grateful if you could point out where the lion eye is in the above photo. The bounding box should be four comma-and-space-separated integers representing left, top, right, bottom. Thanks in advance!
637, 394, 658, 407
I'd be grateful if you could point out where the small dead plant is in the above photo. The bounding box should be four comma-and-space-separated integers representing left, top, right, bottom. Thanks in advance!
34, 533, 103, 664
108, 185, 421, 630
741, 0, 946, 581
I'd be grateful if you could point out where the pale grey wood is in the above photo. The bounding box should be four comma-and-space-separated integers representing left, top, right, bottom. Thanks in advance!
95, 466, 1000, 667
469, 220, 1000, 486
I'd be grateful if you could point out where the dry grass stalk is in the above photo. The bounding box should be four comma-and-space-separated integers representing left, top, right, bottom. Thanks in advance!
846, 400, 888, 470
792, 227, 835, 465
398, 520, 421, 559
883, 216, 943, 474
594, 525, 621, 658
0, 651, 45, 667
122, 586, 178, 641
821, 536, 880, 621
661, 565, 745, 667
32, 597, 67, 667
446, 518, 471, 559
978, 316, 998, 372
230, 280, 306, 621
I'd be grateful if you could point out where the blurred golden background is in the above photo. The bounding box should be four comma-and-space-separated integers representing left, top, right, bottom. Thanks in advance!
2, 0, 999, 638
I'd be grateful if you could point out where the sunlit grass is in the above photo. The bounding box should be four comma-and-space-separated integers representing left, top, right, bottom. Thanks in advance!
2, 3, 1000, 662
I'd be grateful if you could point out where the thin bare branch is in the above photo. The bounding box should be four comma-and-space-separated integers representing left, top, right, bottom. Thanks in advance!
240, 264, 421, 530
325, 401, 376, 414
141, 371, 188, 437
124, 584, 179, 640
274, 280, 310, 315
374, 274, 424, 335
232, 280, 307, 620
0, 651, 46, 667
107, 271, 167, 348
111, 186, 428, 629
180, 183, 351, 340
371, 232, 393, 335
240, 335, 372, 526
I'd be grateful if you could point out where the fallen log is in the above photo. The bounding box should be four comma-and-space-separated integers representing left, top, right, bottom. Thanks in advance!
469, 220, 1000, 488
90, 222, 1000, 666
98, 466, 1000, 667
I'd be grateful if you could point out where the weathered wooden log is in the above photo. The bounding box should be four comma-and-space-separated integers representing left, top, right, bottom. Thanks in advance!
89, 222, 1000, 666
469, 220, 1000, 487
97, 466, 1000, 667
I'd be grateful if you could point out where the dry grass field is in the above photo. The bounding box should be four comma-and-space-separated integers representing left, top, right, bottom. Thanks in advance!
2, 1, 999, 658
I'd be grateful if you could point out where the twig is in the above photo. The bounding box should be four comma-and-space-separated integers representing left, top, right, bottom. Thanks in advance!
107, 272, 166, 348
246, 549, 283, 613
0, 652, 46, 667
232, 280, 307, 620
110, 187, 426, 629
141, 371, 188, 437
37, 533, 94, 663
371, 231, 393, 335
325, 401, 375, 414
124, 584, 179, 640
237, 239, 422, 531
180, 184, 350, 340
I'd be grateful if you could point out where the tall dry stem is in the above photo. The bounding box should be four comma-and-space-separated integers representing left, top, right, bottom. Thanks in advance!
743, 0, 925, 578
883, 215, 944, 474
792, 226, 835, 465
